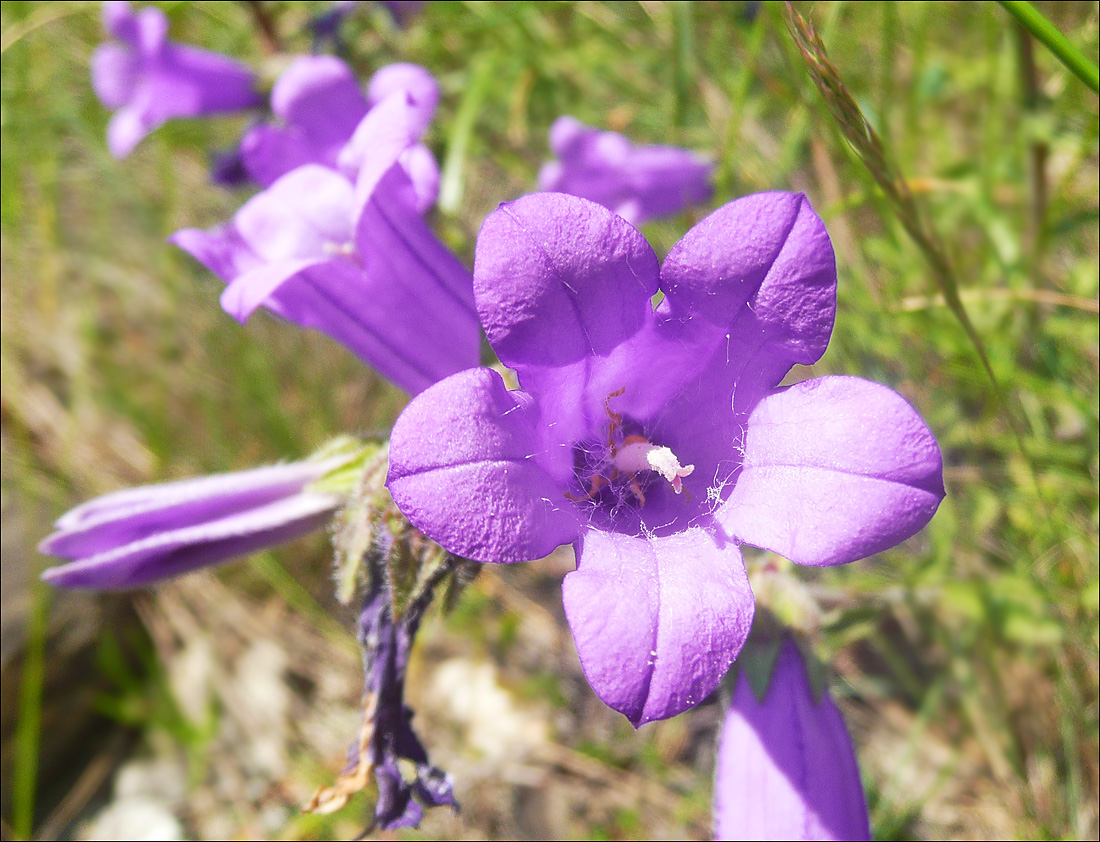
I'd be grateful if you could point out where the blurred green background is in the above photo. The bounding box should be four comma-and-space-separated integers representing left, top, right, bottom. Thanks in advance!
1, 1, 1097, 839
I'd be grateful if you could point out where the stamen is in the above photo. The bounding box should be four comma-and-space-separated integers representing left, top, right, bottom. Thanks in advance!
611, 438, 695, 495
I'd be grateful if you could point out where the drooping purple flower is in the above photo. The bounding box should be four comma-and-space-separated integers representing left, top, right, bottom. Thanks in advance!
237, 55, 439, 211
91, 1, 262, 158
172, 92, 479, 396
538, 116, 714, 226
39, 456, 351, 590
386, 191, 944, 725
379, 1, 427, 27
714, 639, 871, 841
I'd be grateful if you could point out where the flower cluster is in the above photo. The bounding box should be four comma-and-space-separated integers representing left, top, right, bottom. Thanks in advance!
49, 2, 949, 834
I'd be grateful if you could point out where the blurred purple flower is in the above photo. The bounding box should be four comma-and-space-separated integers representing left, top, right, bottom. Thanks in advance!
379, 1, 427, 27
238, 56, 439, 211
309, 1, 361, 53
387, 191, 944, 725
172, 92, 479, 396
538, 116, 713, 226
714, 639, 871, 840
39, 456, 349, 590
91, 1, 261, 158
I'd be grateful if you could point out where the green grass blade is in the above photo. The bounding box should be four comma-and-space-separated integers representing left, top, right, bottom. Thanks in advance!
997, 0, 1099, 94
12, 580, 50, 840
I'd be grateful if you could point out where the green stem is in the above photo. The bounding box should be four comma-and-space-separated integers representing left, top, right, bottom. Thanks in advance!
996, 1, 1099, 94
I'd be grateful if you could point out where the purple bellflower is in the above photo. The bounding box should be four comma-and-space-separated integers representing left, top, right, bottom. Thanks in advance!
386, 191, 945, 725
91, 1, 262, 158
39, 455, 351, 590
172, 91, 479, 396
714, 639, 871, 841
238, 56, 440, 211
538, 116, 714, 227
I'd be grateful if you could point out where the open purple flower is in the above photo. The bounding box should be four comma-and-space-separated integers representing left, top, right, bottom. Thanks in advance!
238, 55, 439, 211
172, 92, 479, 396
387, 191, 944, 725
714, 639, 871, 840
91, 1, 262, 158
538, 116, 714, 226
40, 456, 350, 590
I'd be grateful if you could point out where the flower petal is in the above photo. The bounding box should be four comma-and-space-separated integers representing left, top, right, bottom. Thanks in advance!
563, 526, 754, 726
387, 368, 581, 563
365, 63, 439, 139
714, 639, 871, 841
239, 123, 317, 188
270, 55, 367, 151
91, 42, 139, 109
170, 225, 262, 285
106, 104, 155, 158
659, 191, 836, 410
156, 43, 261, 115
220, 257, 336, 322
41, 493, 338, 590
41, 459, 342, 559
233, 165, 356, 263
474, 192, 659, 370
719, 376, 945, 566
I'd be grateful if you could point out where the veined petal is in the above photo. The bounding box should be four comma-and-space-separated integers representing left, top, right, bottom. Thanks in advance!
563, 526, 754, 726
719, 376, 944, 566
387, 368, 581, 563
342, 91, 421, 204
41, 493, 338, 591
474, 192, 659, 370
659, 192, 836, 411
271, 249, 475, 395
714, 640, 871, 841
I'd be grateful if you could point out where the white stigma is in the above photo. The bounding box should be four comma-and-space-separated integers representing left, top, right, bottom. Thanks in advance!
611, 440, 695, 494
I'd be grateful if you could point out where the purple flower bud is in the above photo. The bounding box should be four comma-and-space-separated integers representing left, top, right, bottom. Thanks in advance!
39, 457, 348, 590
91, 1, 262, 158
538, 116, 714, 226
714, 639, 871, 841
